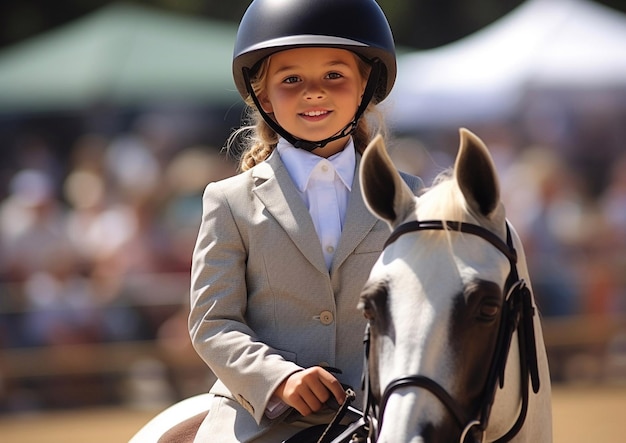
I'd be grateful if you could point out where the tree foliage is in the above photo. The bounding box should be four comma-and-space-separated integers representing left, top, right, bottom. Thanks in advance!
1, 0, 625, 50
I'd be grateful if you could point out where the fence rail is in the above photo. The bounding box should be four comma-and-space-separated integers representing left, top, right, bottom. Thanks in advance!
1, 314, 624, 379
542, 314, 626, 348
1, 313, 625, 412
0, 340, 205, 379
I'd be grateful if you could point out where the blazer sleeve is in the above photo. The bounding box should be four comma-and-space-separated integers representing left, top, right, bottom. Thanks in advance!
188, 179, 302, 424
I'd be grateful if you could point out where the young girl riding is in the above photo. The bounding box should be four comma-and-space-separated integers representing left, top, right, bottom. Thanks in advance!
188, 0, 423, 441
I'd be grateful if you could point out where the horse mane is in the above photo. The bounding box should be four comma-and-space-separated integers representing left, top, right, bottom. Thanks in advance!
420, 168, 467, 224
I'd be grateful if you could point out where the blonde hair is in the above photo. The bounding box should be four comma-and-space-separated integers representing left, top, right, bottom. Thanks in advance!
226, 53, 387, 172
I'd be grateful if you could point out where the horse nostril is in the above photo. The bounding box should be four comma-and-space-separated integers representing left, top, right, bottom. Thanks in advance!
421, 422, 435, 441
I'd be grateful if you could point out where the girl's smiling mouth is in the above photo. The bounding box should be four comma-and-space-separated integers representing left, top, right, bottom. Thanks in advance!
300, 109, 331, 120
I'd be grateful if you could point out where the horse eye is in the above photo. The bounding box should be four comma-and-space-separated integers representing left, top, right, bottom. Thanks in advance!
478, 301, 500, 322
359, 300, 375, 320
359, 279, 388, 323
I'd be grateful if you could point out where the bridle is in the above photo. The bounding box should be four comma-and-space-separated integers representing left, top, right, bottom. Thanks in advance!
291, 219, 542, 443
357, 219, 542, 443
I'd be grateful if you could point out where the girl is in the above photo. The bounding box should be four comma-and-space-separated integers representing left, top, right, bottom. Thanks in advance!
188, 0, 423, 441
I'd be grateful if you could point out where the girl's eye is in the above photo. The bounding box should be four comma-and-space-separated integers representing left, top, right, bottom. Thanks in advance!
326, 72, 342, 80
283, 76, 299, 84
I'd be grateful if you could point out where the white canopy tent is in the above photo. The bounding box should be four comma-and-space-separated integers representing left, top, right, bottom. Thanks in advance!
386, 0, 626, 130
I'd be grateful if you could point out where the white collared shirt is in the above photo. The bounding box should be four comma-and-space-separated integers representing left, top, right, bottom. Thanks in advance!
277, 137, 355, 270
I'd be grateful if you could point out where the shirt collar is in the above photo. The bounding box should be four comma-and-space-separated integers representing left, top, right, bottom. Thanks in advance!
277, 137, 355, 192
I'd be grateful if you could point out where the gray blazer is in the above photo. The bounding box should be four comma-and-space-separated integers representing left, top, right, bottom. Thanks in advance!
189, 149, 422, 442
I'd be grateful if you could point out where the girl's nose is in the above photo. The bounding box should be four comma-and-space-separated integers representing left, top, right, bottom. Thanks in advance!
304, 83, 325, 100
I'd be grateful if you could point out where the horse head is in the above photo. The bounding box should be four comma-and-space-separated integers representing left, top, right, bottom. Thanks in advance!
358, 129, 552, 443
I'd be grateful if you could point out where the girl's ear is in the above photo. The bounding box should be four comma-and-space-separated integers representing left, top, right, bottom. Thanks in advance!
259, 93, 273, 114
360, 76, 368, 98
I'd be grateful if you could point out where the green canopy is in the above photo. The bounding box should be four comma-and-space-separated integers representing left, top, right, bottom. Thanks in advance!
0, 3, 241, 112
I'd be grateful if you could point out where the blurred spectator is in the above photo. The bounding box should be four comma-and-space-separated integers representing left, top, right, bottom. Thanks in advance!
19, 248, 101, 347
594, 153, 626, 314
161, 146, 237, 270
0, 169, 66, 280
501, 146, 584, 317
0, 169, 91, 347
599, 153, 626, 249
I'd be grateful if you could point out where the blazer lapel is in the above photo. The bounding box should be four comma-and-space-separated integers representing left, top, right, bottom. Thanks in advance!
252, 152, 328, 274
331, 155, 378, 273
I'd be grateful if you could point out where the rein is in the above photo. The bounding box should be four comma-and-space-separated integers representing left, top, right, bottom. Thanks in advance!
360, 219, 541, 443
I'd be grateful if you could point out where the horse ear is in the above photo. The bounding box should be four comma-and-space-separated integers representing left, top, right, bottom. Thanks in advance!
360, 134, 416, 228
455, 128, 501, 218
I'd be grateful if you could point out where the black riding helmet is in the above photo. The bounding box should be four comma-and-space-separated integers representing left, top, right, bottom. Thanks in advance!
232, 0, 397, 151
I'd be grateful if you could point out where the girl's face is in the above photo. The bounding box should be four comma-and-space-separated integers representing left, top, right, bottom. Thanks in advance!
260, 47, 367, 157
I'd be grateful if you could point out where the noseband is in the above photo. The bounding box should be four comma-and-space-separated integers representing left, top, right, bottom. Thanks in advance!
360, 220, 541, 443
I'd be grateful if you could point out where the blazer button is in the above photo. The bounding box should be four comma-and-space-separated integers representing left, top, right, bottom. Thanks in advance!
319, 310, 334, 325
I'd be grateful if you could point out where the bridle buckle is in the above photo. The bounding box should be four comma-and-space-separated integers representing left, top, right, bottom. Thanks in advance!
460, 420, 485, 443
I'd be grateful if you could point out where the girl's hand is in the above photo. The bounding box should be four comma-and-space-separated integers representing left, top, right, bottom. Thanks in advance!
273, 367, 347, 416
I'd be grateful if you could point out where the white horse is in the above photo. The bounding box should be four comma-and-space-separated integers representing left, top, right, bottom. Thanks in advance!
357, 128, 552, 442
130, 128, 552, 443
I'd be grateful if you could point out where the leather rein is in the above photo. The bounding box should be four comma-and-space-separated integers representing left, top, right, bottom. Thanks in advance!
357, 219, 542, 443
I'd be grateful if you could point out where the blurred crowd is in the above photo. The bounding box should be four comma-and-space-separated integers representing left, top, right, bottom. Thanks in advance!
388, 122, 626, 381
0, 111, 624, 410
388, 125, 626, 320
0, 116, 237, 351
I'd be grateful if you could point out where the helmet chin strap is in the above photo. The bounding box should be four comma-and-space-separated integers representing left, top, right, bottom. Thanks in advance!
242, 59, 382, 152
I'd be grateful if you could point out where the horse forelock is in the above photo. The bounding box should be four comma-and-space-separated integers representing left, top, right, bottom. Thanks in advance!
419, 173, 467, 221
419, 167, 508, 242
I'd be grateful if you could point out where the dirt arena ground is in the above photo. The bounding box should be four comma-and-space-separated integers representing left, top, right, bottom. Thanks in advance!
0, 385, 624, 442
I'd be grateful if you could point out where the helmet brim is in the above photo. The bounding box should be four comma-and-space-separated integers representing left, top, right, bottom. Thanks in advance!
232, 35, 396, 104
